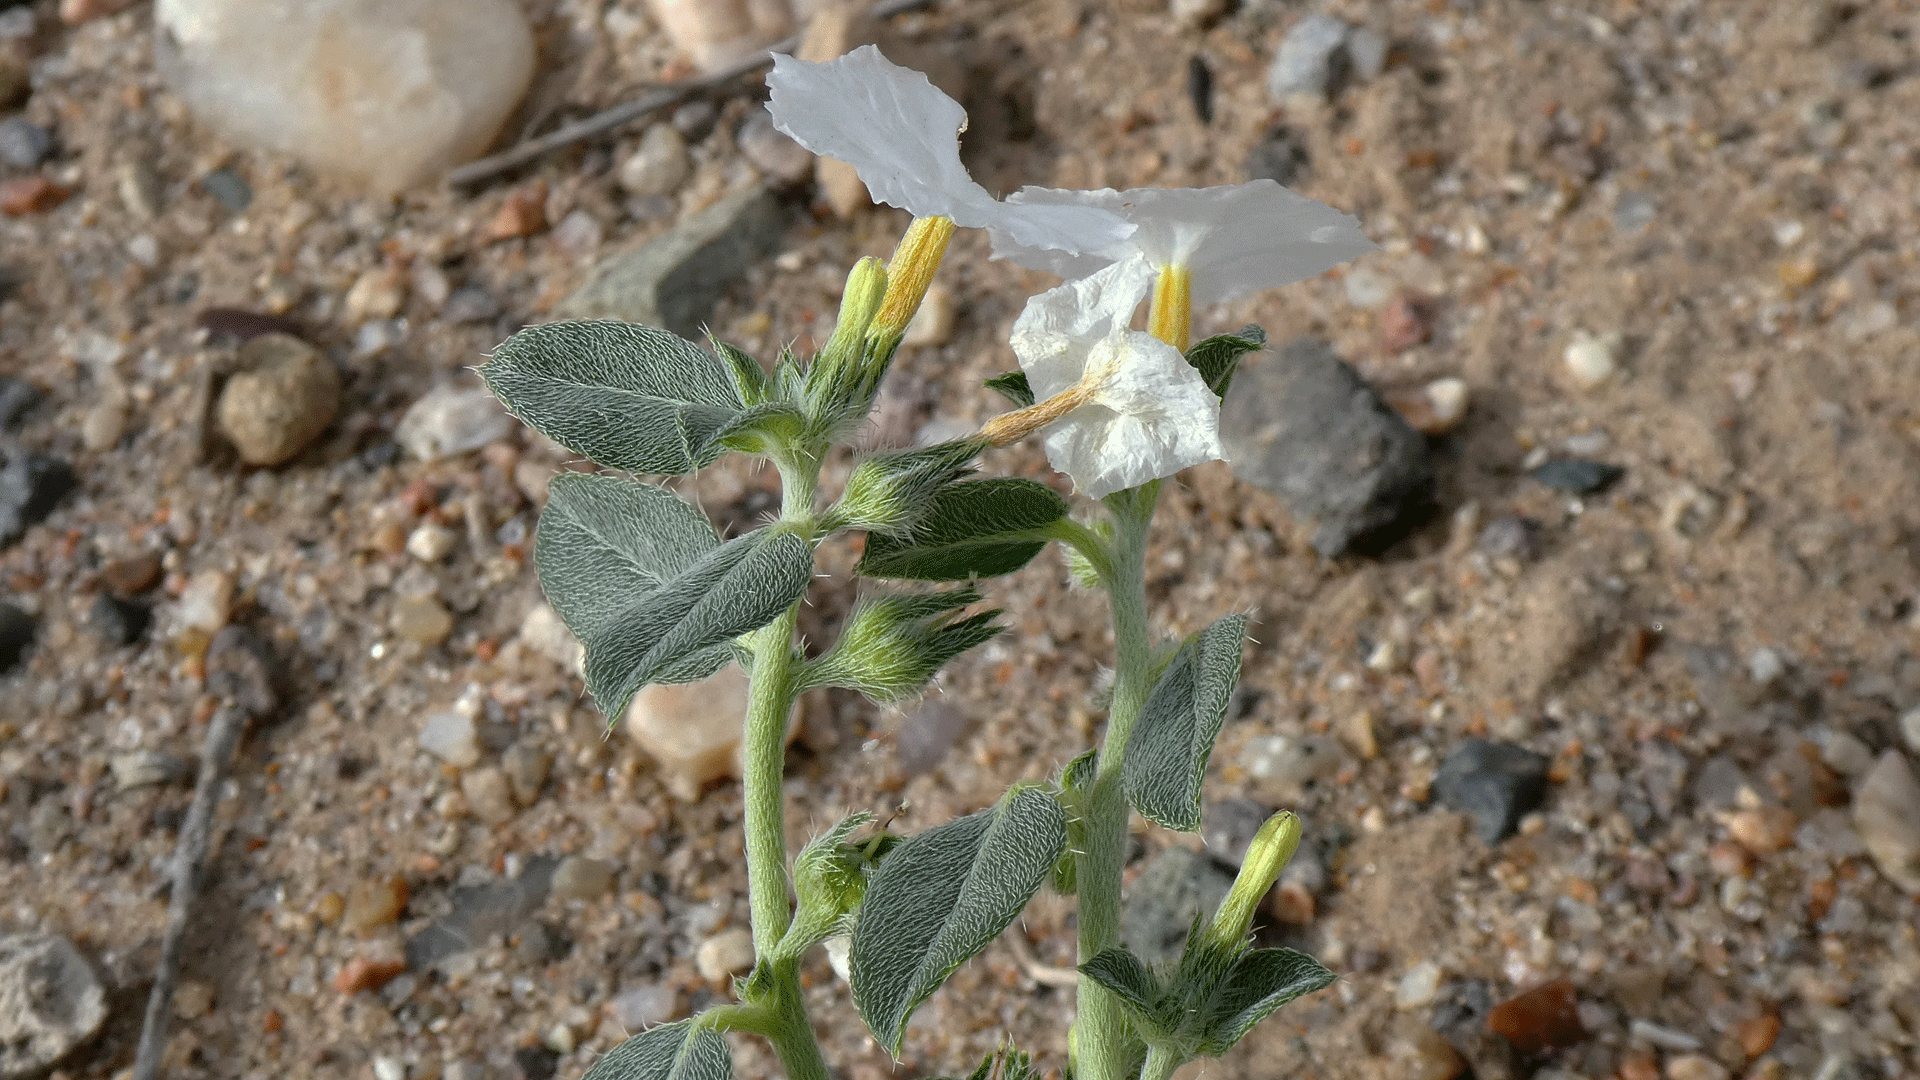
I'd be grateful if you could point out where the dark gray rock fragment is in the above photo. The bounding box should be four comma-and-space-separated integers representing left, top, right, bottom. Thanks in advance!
1529, 458, 1623, 496
404, 856, 558, 971
89, 594, 150, 647
1119, 847, 1234, 966
0, 602, 30, 674
1219, 338, 1435, 556
0, 377, 42, 429
0, 451, 77, 548
1434, 738, 1550, 844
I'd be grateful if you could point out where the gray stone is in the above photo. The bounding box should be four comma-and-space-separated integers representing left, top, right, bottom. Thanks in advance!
1476, 515, 1541, 562
0, 377, 43, 430
1434, 739, 1549, 844
419, 711, 481, 767
395, 386, 513, 461
206, 624, 278, 716
558, 184, 790, 340
1119, 847, 1234, 966
734, 111, 812, 185
1201, 797, 1272, 867
110, 751, 189, 790
608, 983, 677, 1031
1244, 123, 1310, 186
0, 933, 107, 1079
403, 856, 556, 970
1267, 13, 1350, 100
0, 117, 51, 169
503, 743, 551, 806
1529, 458, 1624, 496
617, 123, 690, 198
441, 285, 499, 325
549, 855, 615, 901
1345, 27, 1388, 81
0, 451, 77, 549
1218, 338, 1434, 556
1854, 751, 1920, 894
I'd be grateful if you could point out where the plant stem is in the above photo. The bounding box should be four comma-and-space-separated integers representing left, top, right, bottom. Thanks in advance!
1139, 1044, 1180, 1080
1070, 483, 1161, 1080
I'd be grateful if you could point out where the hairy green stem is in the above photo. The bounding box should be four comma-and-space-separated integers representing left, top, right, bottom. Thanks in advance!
1139, 1044, 1180, 1080
1070, 483, 1161, 1080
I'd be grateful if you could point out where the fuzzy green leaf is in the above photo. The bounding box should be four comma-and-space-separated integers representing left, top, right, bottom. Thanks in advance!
857, 478, 1068, 581
1193, 948, 1337, 1056
1080, 948, 1165, 1036
535, 474, 728, 686
984, 370, 1035, 408
832, 440, 985, 538
1184, 325, 1266, 400
582, 1019, 732, 1080
708, 335, 771, 407
1123, 615, 1247, 832
580, 527, 813, 719
482, 320, 744, 474
850, 786, 1067, 1054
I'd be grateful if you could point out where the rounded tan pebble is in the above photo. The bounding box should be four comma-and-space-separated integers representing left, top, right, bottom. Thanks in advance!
215, 333, 342, 466
314, 891, 346, 924
390, 594, 454, 646
341, 876, 409, 935
460, 767, 517, 824
1665, 1053, 1730, 1080
172, 979, 214, 1020
550, 855, 615, 901
695, 927, 755, 982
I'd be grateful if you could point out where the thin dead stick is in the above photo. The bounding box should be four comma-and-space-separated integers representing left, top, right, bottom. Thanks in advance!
446, 0, 940, 188
130, 703, 249, 1080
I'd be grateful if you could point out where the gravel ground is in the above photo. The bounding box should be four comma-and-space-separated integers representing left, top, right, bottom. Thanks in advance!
2, 2, 1918, 1080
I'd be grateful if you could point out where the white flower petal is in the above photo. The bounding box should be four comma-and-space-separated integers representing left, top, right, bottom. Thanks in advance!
1008, 257, 1156, 398
1010, 258, 1222, 499
994, 180, 1376, 303
766, 47, 1131, 254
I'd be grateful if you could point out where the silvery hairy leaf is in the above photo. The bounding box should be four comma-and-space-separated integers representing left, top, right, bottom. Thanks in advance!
582, 1019, 732, 1080
850, 786, 1067, 1054
1123, 615, 1248, 832
482, 320, 745, 475
1190, 947, 1336, 1056
1183, 325, 1266, 399
983, 370, 1035, 408
857, 478, 1068, 581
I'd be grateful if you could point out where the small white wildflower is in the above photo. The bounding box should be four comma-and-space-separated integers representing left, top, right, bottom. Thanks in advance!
1010, 257, 1223, 499
993, 180, 1376, 304
766, 46, 1133, 255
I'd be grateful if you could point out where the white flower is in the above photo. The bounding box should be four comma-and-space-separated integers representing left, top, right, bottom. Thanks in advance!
1010, 257, 1223, 499
992, 181, 1376, 304
766, 46, 1132, 255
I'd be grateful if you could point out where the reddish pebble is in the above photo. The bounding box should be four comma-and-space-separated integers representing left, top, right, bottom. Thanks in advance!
332, 956, 407, 995
1486, 978, 1586, 1057
483, 180, 548, 241
1, 176, 70, 215
1269, 881, 1316, 924
100, 551, 164, 596
1736, 1010, 1781, 1059
59, 0, 136, 23
1618, 1050, 1660, 1080
261, 1008, 284, 1034
1380, 293, 1433, 352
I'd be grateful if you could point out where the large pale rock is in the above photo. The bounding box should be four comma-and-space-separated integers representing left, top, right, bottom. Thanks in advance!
0, 934, 106, 1079
625, 665, 753, 802
644, 0, 793, 74
155, 0, 535, 192
1854, 750, 1920, 894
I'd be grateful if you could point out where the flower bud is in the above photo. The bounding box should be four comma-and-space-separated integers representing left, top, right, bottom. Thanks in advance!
829, 438, 984, 537
1204, 811, 1302, 951
866, 215, 956, 355
803, 256, 889, 425
806, 587, 1001, 704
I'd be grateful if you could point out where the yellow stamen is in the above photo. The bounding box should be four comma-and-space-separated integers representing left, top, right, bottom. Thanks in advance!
978, 385, 1094, 447
1147, 264, 1192, 353
867, 215, 956, 352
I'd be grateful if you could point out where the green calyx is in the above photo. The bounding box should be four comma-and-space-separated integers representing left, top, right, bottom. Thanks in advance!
801, 586, 1002, 704
802, 256, 891, 434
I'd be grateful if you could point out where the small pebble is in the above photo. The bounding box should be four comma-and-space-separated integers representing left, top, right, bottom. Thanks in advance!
1434, 739, 1549, 844
1244, 123, 1310, 186
1379, 294, 1433, 352
0, 376, 44, 429
607, 983, 677, 1031
372, 1057, 406, 1080
341, 876, 409, 934
626, 665, 753, 801
1345, 27, 1388, 80
1385, 376, 1467, 436
1901, 707, 1920, 754
89, 594, 151, 647
109, 751, 186, 790
1476, 515, 1541, 561
735, 111, 812, 184
1342, 266, 1394, 310
1853, 750, 1920, 894
1395, 961, 1441, 1010
0, 50, 25, 109
406, 522, 458, 563
175, 569, 235, 635
503, 743, 552, 806
442, 286, 500, 325
0, 116, 51, 168
482, 180, 547, 242
0, 176, 69, 215
1268, 12, 1351, 100
695, 927, 755, 982
172, 979, 214, 1019
550, 855, 615, 902
1170, 0, 1229, 28
333, 955, 407, 995
1486, 979, 1585, 1056
1563, 330, 1620, 388
396, 387, 514, 462
514, 1046, 559, 1080
1664, 1055, 1729, 1080
619, 124, 691, 198
100, 551, 163, 596
80, 399, 128, 451
314, 892, 345, 923
390, 594, 454, 646
1629, 1018, 1703, 1052
343, 266, 408, 324
199, 168, 252, 212
215, 333, 342, 466
461, 767, 517, 824
0, 450, 76, 546
1720, 806, 1797, 854
550, 209, 603, 253
1529, 459, 1624, 496
116, 159, 164, 220
1745, 647, 1785, 687
419, 712, 482, 767
194, 307, 303, 344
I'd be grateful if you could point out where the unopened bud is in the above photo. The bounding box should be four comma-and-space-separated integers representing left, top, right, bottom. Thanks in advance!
1205, 811, 1302, 950
804, 256, 889, 423
867, 216, 956, 355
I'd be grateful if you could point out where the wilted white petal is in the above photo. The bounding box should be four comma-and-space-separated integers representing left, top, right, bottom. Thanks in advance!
1010, 258, 1222, 499
766, 47, 1131, 254
993, 180, 1375, 303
